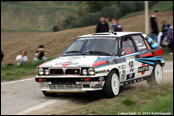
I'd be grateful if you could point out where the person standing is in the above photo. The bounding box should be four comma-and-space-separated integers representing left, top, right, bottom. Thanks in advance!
150, 10, 159, 42
167, 25, 173, 55
111, 18, 123, 32
15, 50, 28, 66
96, 16, 109, 33
161, 20, 170, 45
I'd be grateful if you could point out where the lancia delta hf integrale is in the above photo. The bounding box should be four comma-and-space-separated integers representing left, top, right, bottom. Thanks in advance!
35, 32, 165, 98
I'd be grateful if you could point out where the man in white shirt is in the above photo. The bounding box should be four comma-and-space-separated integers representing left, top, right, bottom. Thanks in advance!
15, 50, 28, 66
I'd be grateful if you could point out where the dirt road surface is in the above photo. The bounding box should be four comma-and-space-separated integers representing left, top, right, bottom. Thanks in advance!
1, 61, 173, 115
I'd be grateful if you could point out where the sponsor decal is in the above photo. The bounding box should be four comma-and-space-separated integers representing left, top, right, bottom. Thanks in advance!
121, 70, 126, 81
126, 56, 136, 60
78, 37, 116, 41
126, 73, 135, 80
106, 58, 117, 65
95, 70, 109, 74
128, 61, 134, 72
138, 63, 149, 75
55, 62, 79, 66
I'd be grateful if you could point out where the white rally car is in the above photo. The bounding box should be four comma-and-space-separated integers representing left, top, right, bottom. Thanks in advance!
35, 32, 165, 98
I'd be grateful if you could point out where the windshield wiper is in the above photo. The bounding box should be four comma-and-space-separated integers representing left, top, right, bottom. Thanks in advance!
82, 51, 111, 56
65, 51, 82, 54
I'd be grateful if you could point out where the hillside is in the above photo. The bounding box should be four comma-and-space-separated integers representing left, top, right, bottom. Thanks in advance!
1, 11, 173, 64
1, 1, 172, 32
1, 1, 85, 32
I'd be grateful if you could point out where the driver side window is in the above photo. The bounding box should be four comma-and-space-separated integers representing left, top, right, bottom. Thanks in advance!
121, 37, 136, 55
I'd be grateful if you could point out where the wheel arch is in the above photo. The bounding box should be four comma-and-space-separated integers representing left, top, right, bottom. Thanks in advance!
110, 68, 120, 79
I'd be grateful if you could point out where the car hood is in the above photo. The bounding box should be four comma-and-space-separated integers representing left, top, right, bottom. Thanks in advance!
38, 56, 109, 68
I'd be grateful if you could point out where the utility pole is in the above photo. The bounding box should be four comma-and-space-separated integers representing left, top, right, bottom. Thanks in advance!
145, 1, 149, 34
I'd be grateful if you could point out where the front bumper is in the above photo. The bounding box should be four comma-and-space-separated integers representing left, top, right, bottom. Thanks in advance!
36, 77, 105, 93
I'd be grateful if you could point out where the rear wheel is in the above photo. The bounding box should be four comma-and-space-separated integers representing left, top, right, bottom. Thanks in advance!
103, 70, 120, 98
42, 91, 57, 97
147, 63, 163, 86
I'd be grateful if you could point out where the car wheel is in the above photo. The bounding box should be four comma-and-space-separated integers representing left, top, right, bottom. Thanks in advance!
147, 63, 163, 86
42, 91, 57, 97
103, 70, 120, 98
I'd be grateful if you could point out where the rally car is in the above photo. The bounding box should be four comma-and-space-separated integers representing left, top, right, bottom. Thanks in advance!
35, 32, 165, 98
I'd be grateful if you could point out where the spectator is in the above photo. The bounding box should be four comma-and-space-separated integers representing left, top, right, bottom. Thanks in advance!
1, 51, 4, 62
15, 50, 28, 66
96, 16, 109, 33
161, 20, 170, 45
111, 18, 123, 32
105, 17, 109, 24
167, 24, 173, 55
34, 45, 48, 62
150, 10, 159, 42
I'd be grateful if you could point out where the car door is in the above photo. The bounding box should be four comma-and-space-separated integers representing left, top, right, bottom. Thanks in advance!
119, 36, 138, 82
130, 34, 152, 78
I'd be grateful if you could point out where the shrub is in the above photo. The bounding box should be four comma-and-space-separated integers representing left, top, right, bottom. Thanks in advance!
52, 25, 59, 32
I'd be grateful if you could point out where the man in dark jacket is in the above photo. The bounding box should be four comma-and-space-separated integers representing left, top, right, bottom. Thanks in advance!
150, 10, 159, 42
96, 16, 109, 33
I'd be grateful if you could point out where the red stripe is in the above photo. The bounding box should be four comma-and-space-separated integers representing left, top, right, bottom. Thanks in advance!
153, 49, 163, 56
139, 52, 153, 57
92, 60, 106, 67
139, 49, 163, 58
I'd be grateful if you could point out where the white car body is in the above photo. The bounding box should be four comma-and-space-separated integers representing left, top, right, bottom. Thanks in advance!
35, 32, 165, 97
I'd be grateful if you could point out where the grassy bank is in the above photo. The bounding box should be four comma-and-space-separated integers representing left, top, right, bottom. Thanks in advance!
61, 84, 173, 115
1, 61, 46, 81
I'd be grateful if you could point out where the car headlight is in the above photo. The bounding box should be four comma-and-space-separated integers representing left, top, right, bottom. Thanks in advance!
88, 68, 95, 75
45, 69, 49, 75
38, 68, 44, 75
82, 69, 88, 75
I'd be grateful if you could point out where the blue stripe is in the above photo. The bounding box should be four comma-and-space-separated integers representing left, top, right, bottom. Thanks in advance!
136, 57, 163, 61
136, 59, 155, 65
94, 64, 107, 69
152, 43, 159, 48
147, 37, 152, 43
95, 57, 114, 62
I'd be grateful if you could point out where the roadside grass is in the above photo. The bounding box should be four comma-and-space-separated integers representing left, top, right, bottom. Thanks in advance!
61, 84, 173, 115
1, 59, 52, 81
163, 47, 173, 61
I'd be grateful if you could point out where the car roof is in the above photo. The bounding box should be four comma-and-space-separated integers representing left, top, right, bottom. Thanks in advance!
78, 32, 143, 38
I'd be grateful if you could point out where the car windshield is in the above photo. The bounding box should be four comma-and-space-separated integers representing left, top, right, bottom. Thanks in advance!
62, 37, 118, 56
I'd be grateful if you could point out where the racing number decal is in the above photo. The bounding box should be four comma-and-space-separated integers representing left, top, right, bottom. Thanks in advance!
128, 61, 134, 72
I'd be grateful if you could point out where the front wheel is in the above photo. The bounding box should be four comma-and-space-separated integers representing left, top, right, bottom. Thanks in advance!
103, 70, 120, 98
146, 63, 163, 86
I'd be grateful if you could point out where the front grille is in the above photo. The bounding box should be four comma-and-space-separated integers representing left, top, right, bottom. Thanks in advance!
50, 69, 63, 75
65, 69, 80, 75
49, 84, 82, 91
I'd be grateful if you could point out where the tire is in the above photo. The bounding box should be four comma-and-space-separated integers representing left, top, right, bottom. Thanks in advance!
146, 63, 163, 86
103, 70, 120, 98
42, 91, 57, 97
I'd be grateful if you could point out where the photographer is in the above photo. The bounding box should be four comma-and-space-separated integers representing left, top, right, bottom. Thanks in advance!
34, 45, 48, 62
